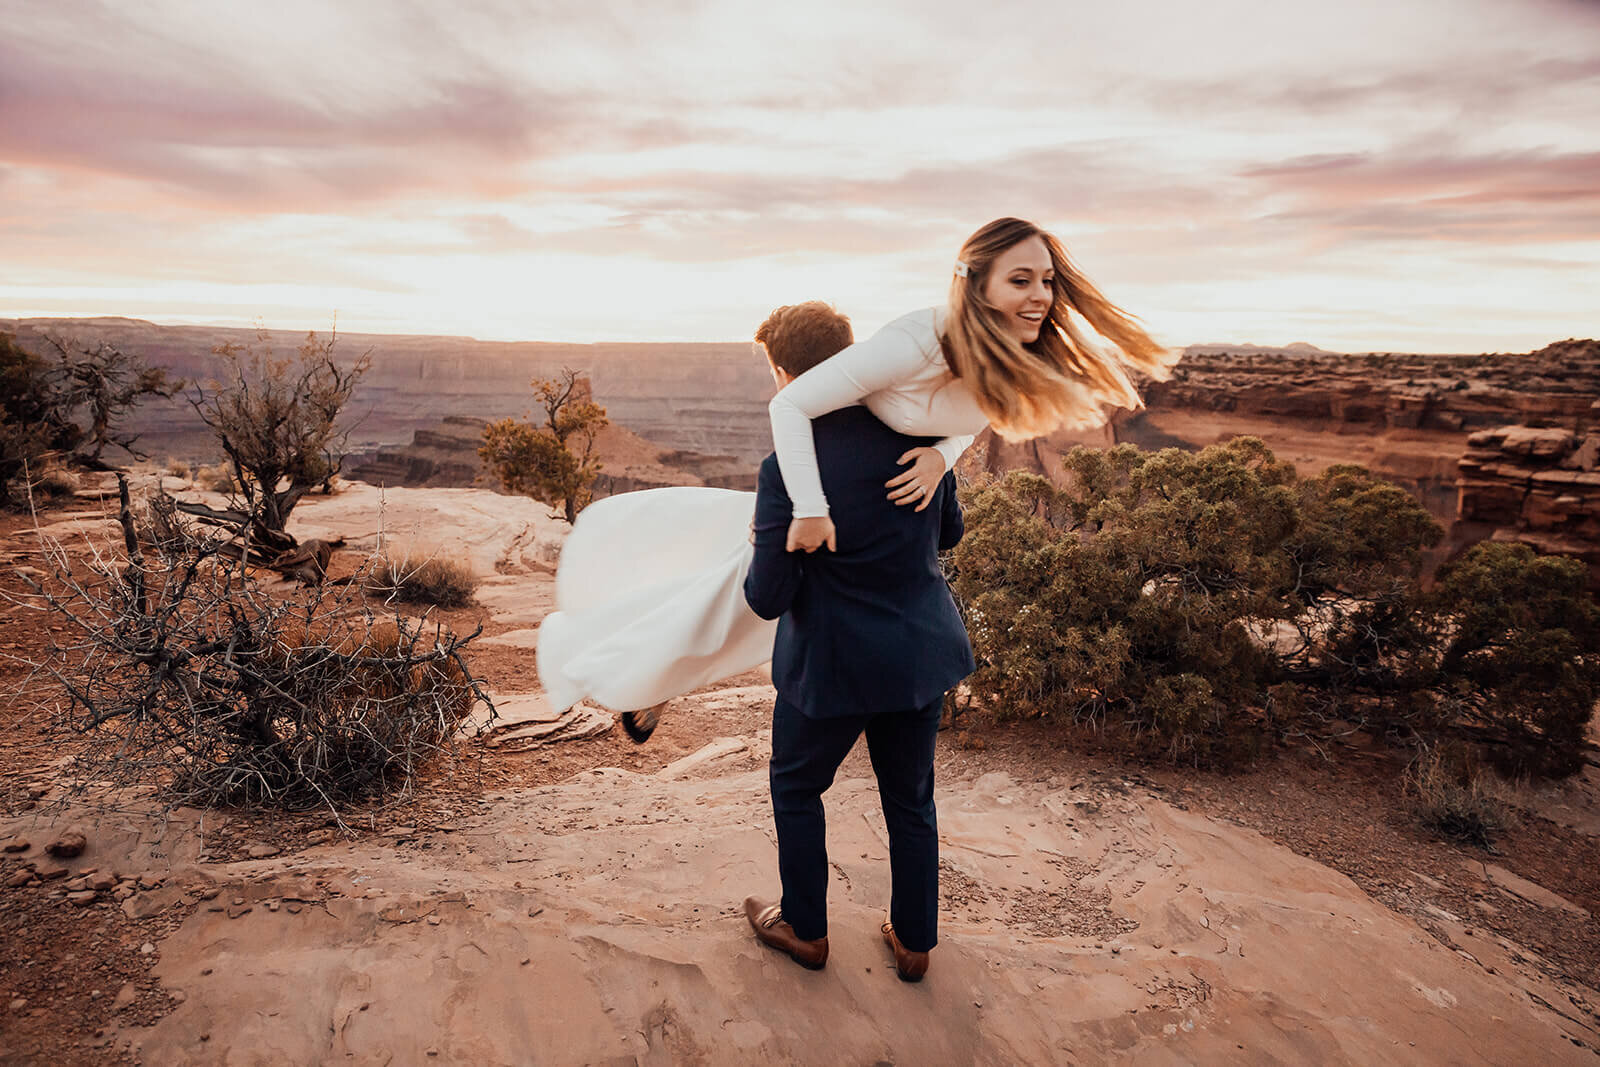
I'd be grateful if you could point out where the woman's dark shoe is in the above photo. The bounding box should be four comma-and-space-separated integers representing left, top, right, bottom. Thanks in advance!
620, 702, 664, 744
881, 921, 929, 982
744, 897, 828, 970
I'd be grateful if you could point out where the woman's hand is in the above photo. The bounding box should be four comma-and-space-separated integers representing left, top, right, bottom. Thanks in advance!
886, 447, 946, 512
786, 515, 836, 553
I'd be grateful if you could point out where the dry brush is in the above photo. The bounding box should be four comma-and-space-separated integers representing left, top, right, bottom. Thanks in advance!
4, 477, 493, 815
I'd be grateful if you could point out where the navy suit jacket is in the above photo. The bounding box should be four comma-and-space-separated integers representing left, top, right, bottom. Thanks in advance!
743, 405, 975, 720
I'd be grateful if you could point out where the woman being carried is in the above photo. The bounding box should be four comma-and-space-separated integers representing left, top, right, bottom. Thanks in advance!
537, 217, 1179, 740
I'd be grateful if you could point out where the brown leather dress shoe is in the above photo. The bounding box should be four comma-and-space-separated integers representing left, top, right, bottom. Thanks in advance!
744, 897, 828, 971
881, 921, 929, 982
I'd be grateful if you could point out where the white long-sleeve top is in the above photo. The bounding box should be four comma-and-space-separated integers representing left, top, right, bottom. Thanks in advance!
768, 307, 989, 518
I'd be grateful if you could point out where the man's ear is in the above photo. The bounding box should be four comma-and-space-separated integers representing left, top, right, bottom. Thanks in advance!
755, 341, 792, 388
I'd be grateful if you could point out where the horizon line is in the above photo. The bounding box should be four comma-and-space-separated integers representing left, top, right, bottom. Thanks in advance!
4, 310, 1578, 359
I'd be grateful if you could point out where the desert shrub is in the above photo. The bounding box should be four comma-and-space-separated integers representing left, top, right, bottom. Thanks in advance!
0, 420, 53, 507
950, 439, 1442, 765
1, 333, 76, 507
166, 457, 192, 480
1405, 744, 1516, 848
1284, 463, 1443, 600
480, 368, 607, 522
366, 551, 479, 608
1429, 542, 1600, 778
185, 617, 477, 807
32, 464, 79, 500
949, 438, 1597, 776
10, 484, 487, 812
194, 462, 240, 493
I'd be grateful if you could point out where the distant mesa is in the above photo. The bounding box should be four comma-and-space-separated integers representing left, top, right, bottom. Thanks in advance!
1184, 341, 1339, 357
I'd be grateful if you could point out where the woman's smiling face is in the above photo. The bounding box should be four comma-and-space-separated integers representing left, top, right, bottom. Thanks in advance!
982, 234, 1053, 345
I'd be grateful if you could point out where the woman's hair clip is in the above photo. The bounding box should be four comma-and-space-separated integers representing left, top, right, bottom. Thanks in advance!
954, 260, 969, 279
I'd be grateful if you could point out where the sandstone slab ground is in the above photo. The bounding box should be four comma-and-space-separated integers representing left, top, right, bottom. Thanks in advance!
5, 734, 1589, 1065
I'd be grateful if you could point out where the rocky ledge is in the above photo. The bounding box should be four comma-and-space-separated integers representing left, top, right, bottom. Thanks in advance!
1457, 423, 1600, 590
343, 411, 756, 498
963, 339, 1600, 581
1142, 338, 1599, 433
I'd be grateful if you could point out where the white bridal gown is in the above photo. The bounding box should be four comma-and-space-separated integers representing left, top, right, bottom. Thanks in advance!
537, 308, 989, 714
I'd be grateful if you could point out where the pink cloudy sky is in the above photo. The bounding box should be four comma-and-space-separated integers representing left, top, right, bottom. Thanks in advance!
2, 0, 1597, 351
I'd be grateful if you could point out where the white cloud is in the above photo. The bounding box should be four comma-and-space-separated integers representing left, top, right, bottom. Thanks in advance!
1, 0, 1597, 349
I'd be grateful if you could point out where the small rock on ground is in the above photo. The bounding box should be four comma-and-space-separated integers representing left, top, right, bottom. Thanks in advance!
46, 831, 87, 858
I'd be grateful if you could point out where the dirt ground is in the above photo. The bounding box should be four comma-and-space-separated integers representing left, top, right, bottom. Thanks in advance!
2, 495, 1599, 1064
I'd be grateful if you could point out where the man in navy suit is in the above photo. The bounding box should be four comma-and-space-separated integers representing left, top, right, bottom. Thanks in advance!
741, 302, 975, 982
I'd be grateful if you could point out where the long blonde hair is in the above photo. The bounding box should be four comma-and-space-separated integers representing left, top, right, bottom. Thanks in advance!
941, 217, 1179, 441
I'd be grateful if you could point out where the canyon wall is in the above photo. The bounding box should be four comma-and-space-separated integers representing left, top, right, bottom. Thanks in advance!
1456, 423, 1600, 589
985, 339, 1598, 524
0, 317, 776, 466
959, 340, 1599, 580
343, 412, 756, 497
7, 317, 1596, 576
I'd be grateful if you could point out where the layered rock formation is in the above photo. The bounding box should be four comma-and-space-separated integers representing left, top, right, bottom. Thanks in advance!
344, 417, 486, 487
1126, 339, 1598, 513
1457, 423, 1600, 589
953, 341, 1600, 582
968, 340, 1592, 488
9, 317, 1596, 574
1144, 339, 1598, 433
344, 412, 755, 496
0, 317, 776, 466
960, 424, 1117, 484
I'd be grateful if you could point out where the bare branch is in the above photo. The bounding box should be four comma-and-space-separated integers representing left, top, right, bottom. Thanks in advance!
3, 488, 490, 815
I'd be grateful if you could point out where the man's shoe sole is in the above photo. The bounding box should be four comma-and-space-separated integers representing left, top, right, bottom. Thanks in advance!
758, 940, 827, 971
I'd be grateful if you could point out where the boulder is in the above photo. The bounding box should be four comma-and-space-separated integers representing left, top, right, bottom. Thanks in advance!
45, 831, 86, 858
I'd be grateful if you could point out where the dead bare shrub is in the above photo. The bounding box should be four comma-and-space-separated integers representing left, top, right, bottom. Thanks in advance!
2, 330, 182, 503
188, 329, 368, 534
6, 478, 492, 813
365, 551, 478, 609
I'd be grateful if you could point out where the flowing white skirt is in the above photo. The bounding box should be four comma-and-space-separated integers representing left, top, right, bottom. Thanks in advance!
536, 487, 777, 713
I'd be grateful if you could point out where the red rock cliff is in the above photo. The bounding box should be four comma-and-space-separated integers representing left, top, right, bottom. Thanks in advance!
1456, 422, 1600, 589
